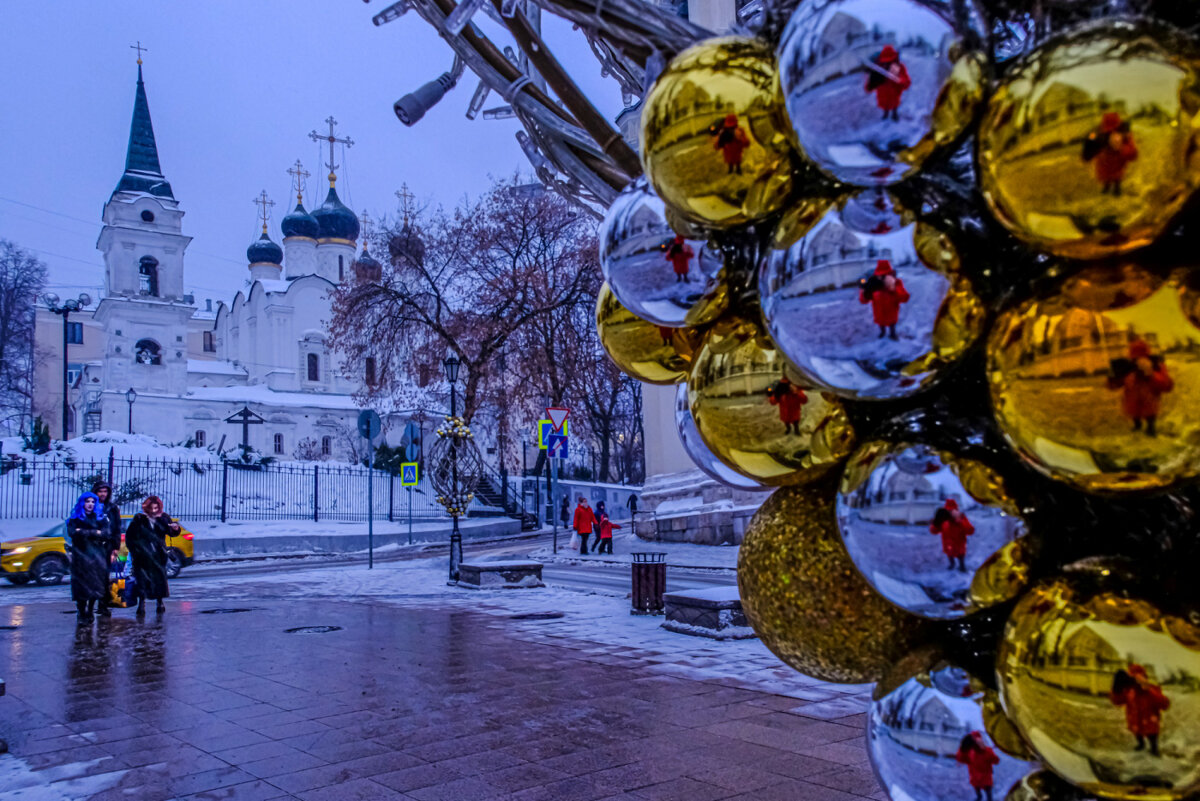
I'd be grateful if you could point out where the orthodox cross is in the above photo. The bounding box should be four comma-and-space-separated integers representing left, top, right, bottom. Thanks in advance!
395, 184, 415, 226
308, 116, 354, 185
130, 41, 148, 65
359, 210, 373, 241
253, 190, 275, 235
286, 159, 310, 204
224, 406, 265, 450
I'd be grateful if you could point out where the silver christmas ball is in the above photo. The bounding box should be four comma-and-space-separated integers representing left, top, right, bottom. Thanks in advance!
777, 0, 986, 185
674, 383, 770, 492
599, 177, 726, 328
759, 190, 984, 400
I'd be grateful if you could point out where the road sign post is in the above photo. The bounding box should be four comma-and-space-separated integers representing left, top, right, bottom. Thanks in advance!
358, 410, 382, 569
401, 462, 419, 546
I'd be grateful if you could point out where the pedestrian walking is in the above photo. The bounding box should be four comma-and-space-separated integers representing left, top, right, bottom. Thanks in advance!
1108, 339, 1173, 437
955, 731, 1000, 801
67, 492, 110, 624
596, 503, 620, 555
91, 481, 122, 618
864, 45, 911, 121
626, 493, 639, 517
559, 495, 570, 529
572, 496, 596, 556
859, 259, 909, 341
591, 501, 607, 553
124, 495, 179, 616
711, 114, 750, 174
767, 375, 807, 435
1083, 112, 1138, 195
1110, 664, 1170, 756
665, 235, 694, 282
930, 498, 974, 572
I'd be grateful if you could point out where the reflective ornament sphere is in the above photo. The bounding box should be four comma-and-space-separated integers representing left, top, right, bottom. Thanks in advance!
688, 316, 856, 486
998, 566, 1200, 800
673, 384, 769, 492
599, 177, 727, 328
761, 190, 984, 399
837, 440, 1031, 620
738, 482, 928, 683
1005, 770, 1096, 801
870, 661, 1039, 801
988, 264, 1200, 493
777, 0, 986, 186
978, 22, 1200, 260
641, 37, 795, 228
596, 283, 701, 385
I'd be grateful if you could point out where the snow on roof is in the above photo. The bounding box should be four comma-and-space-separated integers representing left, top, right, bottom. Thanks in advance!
256, 279, 293, 294
186, 383, 361, 410
187, 359, 247, 376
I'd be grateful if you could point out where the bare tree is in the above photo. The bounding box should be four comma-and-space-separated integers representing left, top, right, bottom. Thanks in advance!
0, 240, 47, 435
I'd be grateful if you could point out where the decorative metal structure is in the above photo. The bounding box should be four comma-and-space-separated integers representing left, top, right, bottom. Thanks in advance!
431, 354, 483, 581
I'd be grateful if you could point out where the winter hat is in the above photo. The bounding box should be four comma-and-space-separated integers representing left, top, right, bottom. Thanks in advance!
723, 114, 738, 127
1129, 664, 1148, 680
71, 492, 103, 521
142, 495, 164, 514
945, 498, 959, 511
879, 45, 899, 63
874, 259, 895, 276
1129, 339, 1151, 359
92, 480, 112, 495
1101, 112, 1123, 133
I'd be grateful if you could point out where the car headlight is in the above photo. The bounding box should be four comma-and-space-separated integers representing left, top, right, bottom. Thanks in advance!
7, 546, 30, 555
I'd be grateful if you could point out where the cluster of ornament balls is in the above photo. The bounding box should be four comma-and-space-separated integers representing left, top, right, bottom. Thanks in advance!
595, 1, 1200, 799
434, 415, 476, 516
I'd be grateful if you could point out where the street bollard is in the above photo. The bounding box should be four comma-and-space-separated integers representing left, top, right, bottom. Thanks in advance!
630, 552, 667, 615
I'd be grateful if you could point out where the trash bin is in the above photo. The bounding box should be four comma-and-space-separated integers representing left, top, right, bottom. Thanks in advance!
631, 552, 667, 615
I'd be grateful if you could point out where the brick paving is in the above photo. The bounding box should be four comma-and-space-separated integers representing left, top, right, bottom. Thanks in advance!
0, 595, 882, 800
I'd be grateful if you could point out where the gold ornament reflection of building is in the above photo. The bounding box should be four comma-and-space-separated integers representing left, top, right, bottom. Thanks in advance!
998, 567, 1200, 801
596, 284, 701, 385
988, 264, 1200, 493
641, 37, 795, 228
738, 480, 928, 683
978, 23, 1200, 260
687, 316, 855, 486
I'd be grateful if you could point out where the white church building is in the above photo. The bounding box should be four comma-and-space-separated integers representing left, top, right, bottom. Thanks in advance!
35, 65, 394, 459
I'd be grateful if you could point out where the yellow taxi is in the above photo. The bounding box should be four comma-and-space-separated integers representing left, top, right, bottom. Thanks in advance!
1, 515, 195, 586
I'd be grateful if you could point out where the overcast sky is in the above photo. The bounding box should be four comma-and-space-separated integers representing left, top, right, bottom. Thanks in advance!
0, 1, 622, 307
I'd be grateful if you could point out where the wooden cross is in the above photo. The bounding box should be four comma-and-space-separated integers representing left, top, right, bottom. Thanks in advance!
224, 406, 265, 450
395, 184, 415, 226
308, 116, 354, 185
253, 190, 275, 235
130, 41, 148, 65
286, 159, 310, 204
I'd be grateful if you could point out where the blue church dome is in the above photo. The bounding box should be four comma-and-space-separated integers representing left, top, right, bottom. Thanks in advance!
353, 247, 383, 283
281, 202, 320, 240
312, 186, 359, 242
247, 231, 283, 265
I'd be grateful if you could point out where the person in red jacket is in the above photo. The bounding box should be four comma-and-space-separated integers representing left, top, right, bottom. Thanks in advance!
572, 496, 596, 556
767, 375, 807, 435
665, 235, 694, 283
592, 500, 621, 555
956, 731, 1001, 801
1108, 339, 1173, 437
1084, 112, 1138, 196
860, 259, 910, 341
1111, 665, 1170, 756
864, 45, 911, 122
930, 498, 974, 572
712, 114, 751, 174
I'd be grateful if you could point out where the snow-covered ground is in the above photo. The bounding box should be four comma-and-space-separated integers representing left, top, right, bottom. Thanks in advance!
533, 530, 739, 569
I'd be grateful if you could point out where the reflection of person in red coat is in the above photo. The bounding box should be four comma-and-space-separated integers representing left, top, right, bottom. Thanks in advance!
572, 497, 596, 556
657, 325, 675, 346
712, 114, 751, 174
767, 375, 807, 435
864, 45, 911, 121
1107, 339, 1173, 437
1111, 664, 1170, 756
665, 235, 694, 283
930, 498, 974, 572
859, 260, 910, 341
956, 732, 1001, 801
1083, 112, 1138, 196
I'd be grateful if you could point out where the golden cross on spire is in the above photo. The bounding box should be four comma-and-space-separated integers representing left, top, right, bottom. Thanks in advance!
286, 160, 310, 204
359, 210, 373, 241
253, 190, 276, 235
395, 184, 415, 226
307, 116, 354, 187
130, 41, 148, 65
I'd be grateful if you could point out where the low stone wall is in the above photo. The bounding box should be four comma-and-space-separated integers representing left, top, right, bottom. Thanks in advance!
632, 470, 769, 546
661, 586, 756, 640
456, 561, 544, 589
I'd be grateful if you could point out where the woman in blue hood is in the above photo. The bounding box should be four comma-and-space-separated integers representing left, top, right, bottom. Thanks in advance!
67, 492, 110, 623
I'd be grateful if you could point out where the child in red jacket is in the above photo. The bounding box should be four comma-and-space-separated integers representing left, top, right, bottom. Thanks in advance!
956, 731, 1001, 801
930, 499, 974, 572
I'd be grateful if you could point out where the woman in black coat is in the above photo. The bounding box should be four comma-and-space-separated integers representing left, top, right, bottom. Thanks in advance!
124, 495, 178, 615
67, 492, 110, 623
91, 481, 121, 617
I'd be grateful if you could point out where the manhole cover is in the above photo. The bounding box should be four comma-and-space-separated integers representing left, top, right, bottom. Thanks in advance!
200, 608, 258, 615
508, 612, 565, 621
285, 625, 343, 634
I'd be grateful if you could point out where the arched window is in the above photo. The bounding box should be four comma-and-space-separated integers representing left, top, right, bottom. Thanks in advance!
321, 436, 332, 456
138, 256, 159, 297
194, 430, 206, 447
273, 433, 284, 454
365, 357, 376, 385
134, 339, 162, 365
307, 353, 320, 381
338, 255, 344, 281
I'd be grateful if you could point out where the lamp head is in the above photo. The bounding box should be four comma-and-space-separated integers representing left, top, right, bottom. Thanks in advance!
42, 292, 60, 308
125, 388, 138, 404
442, 353, 461, 383
78, 293, 92, 308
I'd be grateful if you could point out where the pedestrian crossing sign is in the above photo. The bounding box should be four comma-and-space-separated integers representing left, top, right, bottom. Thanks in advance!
537, 418, 568, 449
401, 462, 419, 486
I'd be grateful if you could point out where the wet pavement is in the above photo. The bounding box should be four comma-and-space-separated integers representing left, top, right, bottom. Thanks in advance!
0, 598, 882, 801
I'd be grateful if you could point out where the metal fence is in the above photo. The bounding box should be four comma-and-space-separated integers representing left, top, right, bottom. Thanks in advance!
0, 455, 457, 523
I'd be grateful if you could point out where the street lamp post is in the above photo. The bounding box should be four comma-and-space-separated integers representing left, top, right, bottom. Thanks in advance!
443, 353, 463, 582
41, 292, 92, 441
125, 388, 138, 435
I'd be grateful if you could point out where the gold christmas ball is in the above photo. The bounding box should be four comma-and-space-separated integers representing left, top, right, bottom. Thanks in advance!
641, 37, 795, 228
596, 283, 702, 385
988, 264, 1200, 493
978, 22, 1200, 260
738, 481, 928, 683
688, 315, 856, 486
998, 566, 1200, 800
1005, 770, 1092, 801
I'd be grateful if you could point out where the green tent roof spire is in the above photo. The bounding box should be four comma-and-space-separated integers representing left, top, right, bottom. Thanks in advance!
114, 64, 174, 199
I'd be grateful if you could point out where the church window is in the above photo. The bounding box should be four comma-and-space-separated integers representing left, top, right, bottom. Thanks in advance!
203, 331, 216, 352
338, 255, 344, 281
365, 357, 376, 385
67, 406, 76, 434
141, 210, 155, 222
321, 436, 332, 457
194, 430, 206, 447
273, 433, 284, 454
138, 256, 159, 297
307, 353, 320, 381
66, 322, 84, 344
134, 339, 162, 365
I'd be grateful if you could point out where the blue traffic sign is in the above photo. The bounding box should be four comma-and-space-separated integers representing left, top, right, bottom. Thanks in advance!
358, 409, 382, 440
538, 418, 568, 449
547, 433, 568, 459
401, 462, 419, 486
